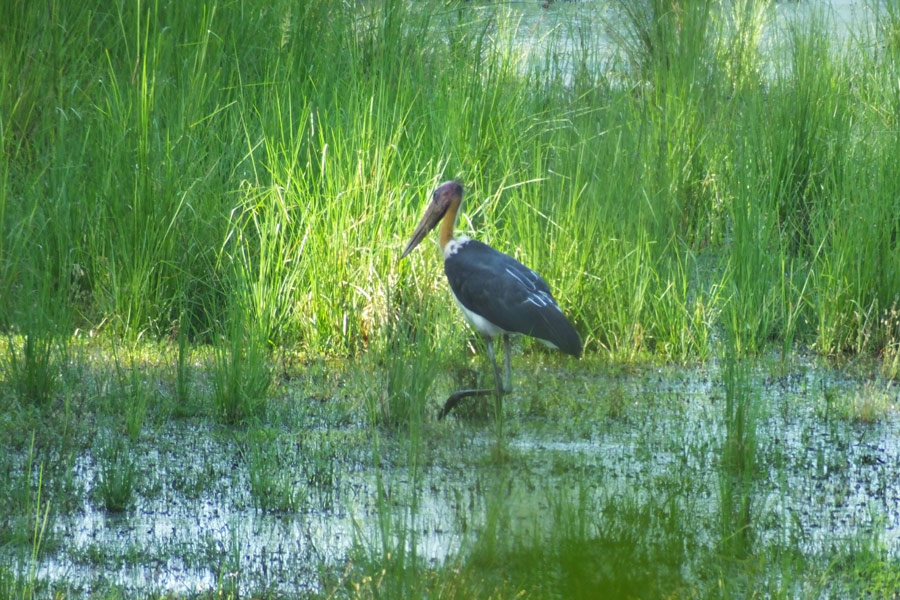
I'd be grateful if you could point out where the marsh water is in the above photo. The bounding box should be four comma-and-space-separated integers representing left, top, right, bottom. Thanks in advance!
9, 355, 900, 596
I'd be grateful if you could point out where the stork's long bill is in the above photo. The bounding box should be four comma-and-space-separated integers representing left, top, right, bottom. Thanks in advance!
400, 180, 463, 258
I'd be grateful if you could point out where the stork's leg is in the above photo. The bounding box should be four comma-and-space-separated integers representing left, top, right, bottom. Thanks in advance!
437, 388, 492, 419
437, 335, 508, 420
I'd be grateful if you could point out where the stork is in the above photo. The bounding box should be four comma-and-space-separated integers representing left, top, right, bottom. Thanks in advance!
400, 180, 582, 419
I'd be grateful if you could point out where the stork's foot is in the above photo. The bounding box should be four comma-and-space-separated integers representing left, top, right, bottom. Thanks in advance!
438, 388, 507, 420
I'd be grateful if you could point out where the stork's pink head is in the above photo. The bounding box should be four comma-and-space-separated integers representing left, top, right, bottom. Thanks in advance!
400, 181, 463, 258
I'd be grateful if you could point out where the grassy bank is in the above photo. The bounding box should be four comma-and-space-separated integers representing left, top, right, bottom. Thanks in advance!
3, 0, 900, 598
3, 0, 900, 364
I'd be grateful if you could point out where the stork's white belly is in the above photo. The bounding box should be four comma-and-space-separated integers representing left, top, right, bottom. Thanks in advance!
450, 292, 506, 337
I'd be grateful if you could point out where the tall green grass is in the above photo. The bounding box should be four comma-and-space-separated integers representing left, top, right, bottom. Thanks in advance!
3, 0, 900, 380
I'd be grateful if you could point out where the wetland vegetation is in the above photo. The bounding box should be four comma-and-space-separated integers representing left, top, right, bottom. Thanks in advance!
3, 0, 900, 597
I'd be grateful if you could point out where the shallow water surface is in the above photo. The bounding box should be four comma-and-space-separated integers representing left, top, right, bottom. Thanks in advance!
10, 358, 900, 596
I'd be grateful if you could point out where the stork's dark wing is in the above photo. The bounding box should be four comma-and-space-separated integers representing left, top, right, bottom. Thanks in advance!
444, 240, 581, 357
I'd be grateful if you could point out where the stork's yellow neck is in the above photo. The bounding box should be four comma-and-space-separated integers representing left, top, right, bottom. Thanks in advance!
439, 195, 461, 251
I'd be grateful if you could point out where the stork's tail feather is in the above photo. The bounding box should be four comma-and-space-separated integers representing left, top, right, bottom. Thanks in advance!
552, 320, 582, 358
560, 327, 582, 358
535, 311, 582, 358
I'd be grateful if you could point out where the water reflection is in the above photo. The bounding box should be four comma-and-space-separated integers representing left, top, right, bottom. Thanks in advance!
14, 358, 899, 595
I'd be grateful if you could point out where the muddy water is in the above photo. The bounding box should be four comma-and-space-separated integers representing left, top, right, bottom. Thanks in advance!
38, 423, 380, 596
11, 357, 899, 596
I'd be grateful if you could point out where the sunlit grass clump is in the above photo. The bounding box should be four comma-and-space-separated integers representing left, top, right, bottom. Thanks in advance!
94, 439, 137, 513
836, 381, 896, 425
